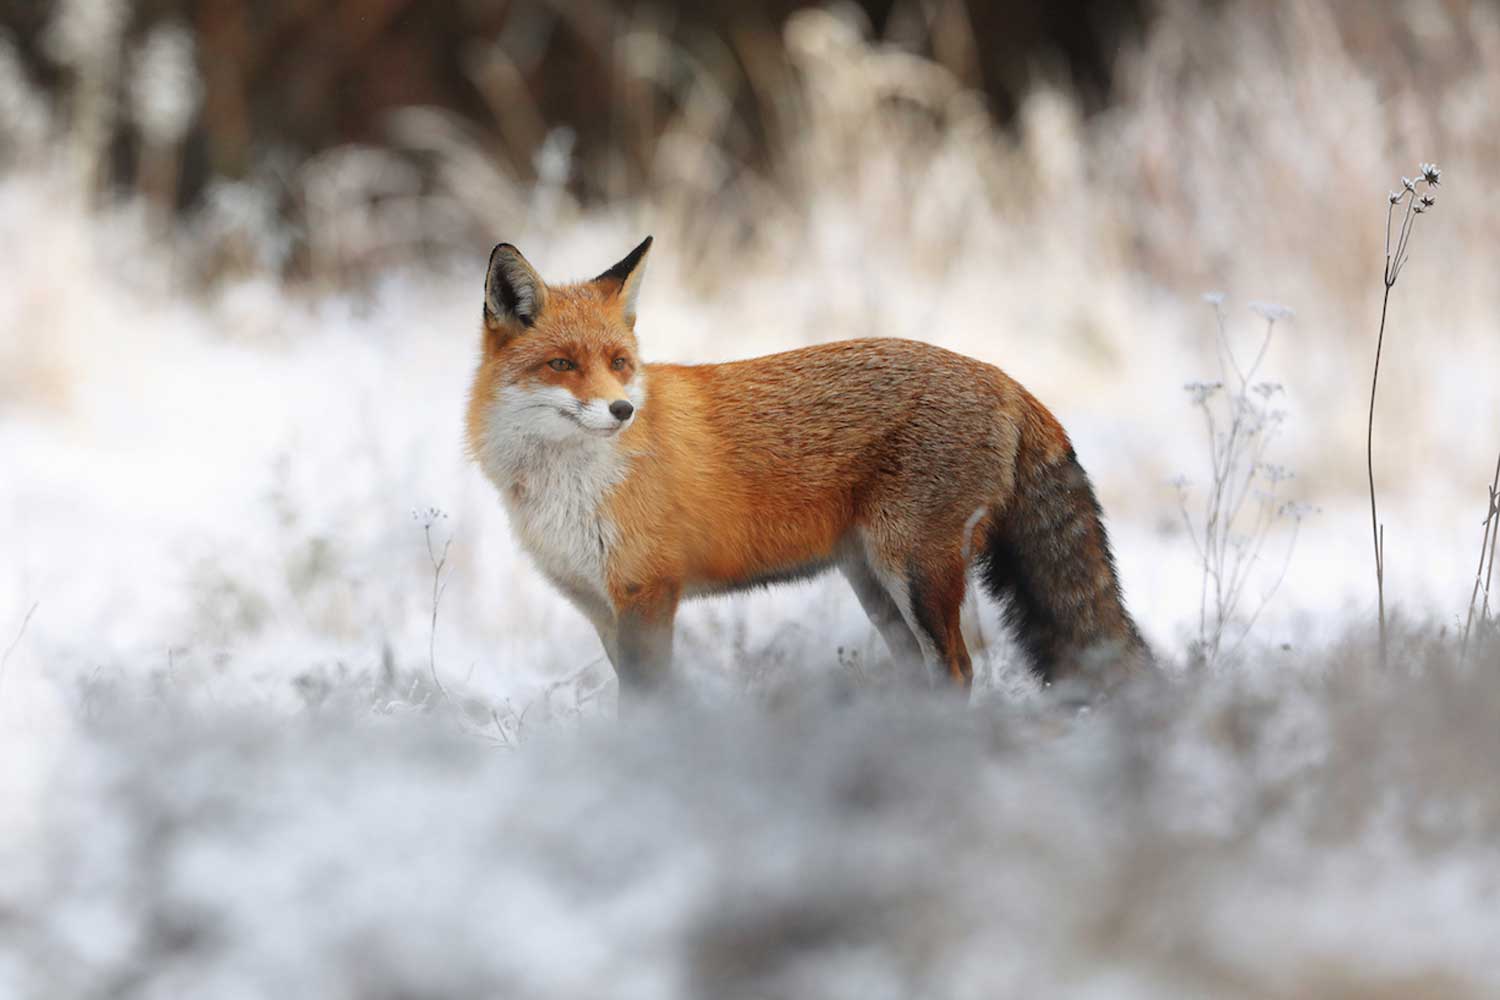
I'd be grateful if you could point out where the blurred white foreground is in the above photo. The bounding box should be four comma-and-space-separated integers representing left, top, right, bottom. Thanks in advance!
5, 651, 1500, 998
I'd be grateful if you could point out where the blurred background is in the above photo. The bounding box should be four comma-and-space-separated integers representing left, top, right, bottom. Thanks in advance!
0, 0, 1146, 281
5, 2, 1500, 996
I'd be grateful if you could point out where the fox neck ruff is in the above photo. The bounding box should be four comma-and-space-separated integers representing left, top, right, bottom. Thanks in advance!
475, 387, 631, 606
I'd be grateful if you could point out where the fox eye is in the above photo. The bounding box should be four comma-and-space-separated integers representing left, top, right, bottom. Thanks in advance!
611, 357, 630, 371
547, 359, 575, 372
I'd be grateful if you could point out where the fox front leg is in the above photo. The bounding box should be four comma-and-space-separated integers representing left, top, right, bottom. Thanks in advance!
611, 582, 680, 700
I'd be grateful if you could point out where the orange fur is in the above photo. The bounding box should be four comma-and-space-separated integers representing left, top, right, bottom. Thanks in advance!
468, 239, 1147, 701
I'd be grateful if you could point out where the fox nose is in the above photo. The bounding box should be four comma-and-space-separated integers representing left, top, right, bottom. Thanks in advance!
609, 400, 635, 422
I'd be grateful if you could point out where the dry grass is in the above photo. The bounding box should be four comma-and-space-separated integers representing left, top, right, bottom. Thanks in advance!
2, 626, 1499, 998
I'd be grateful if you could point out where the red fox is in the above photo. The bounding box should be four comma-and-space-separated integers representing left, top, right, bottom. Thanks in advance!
467, 238, 1146, 698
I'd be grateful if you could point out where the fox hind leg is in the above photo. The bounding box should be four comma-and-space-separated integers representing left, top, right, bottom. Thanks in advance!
844, 538, 972, 692
839, 552, 926, 684
901, 550, 974, 692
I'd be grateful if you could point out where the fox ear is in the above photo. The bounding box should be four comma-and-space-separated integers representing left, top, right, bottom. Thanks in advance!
594, 236, 652, 327
484, 243, 546, 331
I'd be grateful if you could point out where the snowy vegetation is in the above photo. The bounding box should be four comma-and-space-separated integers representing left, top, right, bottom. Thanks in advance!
2, 2, 1499, 996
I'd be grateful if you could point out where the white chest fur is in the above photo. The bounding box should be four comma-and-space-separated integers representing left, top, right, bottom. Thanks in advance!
475, 389, 627, 606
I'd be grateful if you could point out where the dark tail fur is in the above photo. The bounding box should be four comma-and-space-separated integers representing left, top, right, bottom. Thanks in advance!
977, 445, 1147, 685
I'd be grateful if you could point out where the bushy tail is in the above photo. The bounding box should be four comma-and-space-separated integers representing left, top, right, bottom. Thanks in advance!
977, 442, 1147, 686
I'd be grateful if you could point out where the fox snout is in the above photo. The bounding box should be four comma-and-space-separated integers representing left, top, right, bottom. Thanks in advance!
566, 394, 636, 435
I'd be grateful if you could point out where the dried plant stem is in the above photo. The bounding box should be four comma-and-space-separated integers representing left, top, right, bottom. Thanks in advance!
1367, 279, 1391, 664
425, 522, 452, 700
1483, 503, 1500, 624
0, 602, 39, 695
1368, 168, 1439, 665
1226, 514, 1303, 661
1462, 452, 1500, 658
1178, 302, 1298, 666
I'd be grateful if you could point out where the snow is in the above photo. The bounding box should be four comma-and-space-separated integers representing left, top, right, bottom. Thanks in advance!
1, 171, 1495, 995
4, 2, 1500, 989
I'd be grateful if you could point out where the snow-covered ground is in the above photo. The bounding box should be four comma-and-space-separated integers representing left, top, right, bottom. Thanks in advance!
2, 164, 1496, 997
6, 662, 1500, 999
5, 1, 1500, 993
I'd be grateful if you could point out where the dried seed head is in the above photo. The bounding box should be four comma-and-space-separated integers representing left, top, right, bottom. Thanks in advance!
1253, 381, 1284, 399
1389, 191, 1402, 205
1278, 501, 1317, 522
1184, 381, 1223, 404
1419, 162, 1441, 186
1420, 193, 1435, 208
411, 506, 448, 527
1248, 301, 1295, 323
1402, 176, 1416, 192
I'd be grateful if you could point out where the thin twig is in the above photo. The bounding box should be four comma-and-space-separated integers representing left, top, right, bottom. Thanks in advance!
1223, 478, 1281, 616
0, 602, 39, 693
1461, 452, 1500, 658
1481, 492, 1500, 628
1241, 321, 1274, 393
1227, 514, 1303, 660
1185, 303, 1296, 664
1367, 278, 1392, 664
1368, 168, 1438, 666
1211, 303, 1244, 390
491, 708, 515, 748
424, 521, 453, 699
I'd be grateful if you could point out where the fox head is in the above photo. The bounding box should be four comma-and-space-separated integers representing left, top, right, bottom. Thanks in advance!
468, 237, 652, 453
